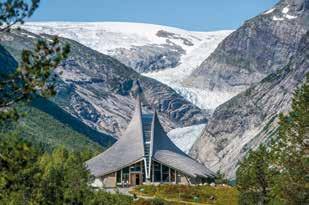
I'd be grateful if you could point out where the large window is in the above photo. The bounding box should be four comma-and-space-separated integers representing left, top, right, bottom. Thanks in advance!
162, 165, 169, 182
122, 167, 129, 183
116, 170, 121, 183
170, 168, 176, 182
153, 161, 161, 182
130, 162, 141, 172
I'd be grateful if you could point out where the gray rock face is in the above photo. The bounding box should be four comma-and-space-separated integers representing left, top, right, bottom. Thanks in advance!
156, 30, 194, 46
0, 30, 207, 137
109, 43, 185, 73
190, 32, 309, 178
185, 0, 309, 93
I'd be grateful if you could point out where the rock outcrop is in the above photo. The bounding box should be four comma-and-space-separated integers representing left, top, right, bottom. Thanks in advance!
185, 0, 309, 94
0, 29, 208, 137
190, 31, 309, 178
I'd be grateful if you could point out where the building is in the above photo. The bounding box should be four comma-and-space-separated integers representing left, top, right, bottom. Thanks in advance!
86, 92, 215, 188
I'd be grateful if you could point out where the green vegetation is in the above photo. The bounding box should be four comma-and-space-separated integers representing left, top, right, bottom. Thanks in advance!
237, 145, 277, 204
0, 133, 132, 205
0, 104, 104, 152
236, 73, 309, 205
0, 0, 40, 31
132, 184, 239, 205
134, 197, 185, 205
0, 0, 70, 122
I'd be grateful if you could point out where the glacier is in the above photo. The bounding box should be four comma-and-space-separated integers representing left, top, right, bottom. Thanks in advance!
21, 22, 234, 111
20, 22, 234, 152
167, 124, 206, 154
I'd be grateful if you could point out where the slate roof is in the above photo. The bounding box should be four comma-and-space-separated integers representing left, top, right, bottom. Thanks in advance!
86, 94, 215, 178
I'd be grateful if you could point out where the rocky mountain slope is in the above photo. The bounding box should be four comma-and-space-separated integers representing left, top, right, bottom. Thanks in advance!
0, 29, 207, 137
21, 22, 213, 73
20, 22, 233, 110
186, 0, 309, 95
190, 24, 309, 178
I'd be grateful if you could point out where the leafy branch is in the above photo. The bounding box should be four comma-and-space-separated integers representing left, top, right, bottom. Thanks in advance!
0, 0, 40, 31
0, 37, 70, 121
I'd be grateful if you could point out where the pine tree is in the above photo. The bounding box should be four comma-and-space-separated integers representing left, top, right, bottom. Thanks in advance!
236, 73, 309, 205
0, 0, 40, 31
0, 0, 70, 122
236, 145, 276, 205
0, 132, 41, 204
271, 73, 309, 204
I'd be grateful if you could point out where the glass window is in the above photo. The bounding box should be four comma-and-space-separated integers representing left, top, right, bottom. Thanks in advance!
142, 161, 146, 182
170, 168, 176, 182
116, 170, 121, 183
122, 167, 129, 183
162, 165, 169, 182
123, 167, 129, 174
130, 162, 141, 172
153, 161, 161, 182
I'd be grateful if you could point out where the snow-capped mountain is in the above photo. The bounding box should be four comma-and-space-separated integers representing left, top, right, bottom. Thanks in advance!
1, 28, 208, 139
21, 22, 233, 111
18, 21, 234, 158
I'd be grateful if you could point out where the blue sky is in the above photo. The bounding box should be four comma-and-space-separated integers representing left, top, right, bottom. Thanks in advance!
30, 0, 278, 31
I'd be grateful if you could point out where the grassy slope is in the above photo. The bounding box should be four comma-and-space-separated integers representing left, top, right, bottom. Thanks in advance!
31, 97, 116, 148
0, 105, 104, 153
132, 185, 239, 205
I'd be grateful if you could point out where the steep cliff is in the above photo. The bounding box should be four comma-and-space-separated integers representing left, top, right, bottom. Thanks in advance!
0, 29, 207, 137
190, 31, 309, 178
186, 0, 308, 94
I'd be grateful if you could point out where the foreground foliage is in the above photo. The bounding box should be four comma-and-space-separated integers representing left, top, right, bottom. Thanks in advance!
0, 133, 132, 205
236, 73, 309, 205
0, 0, 40, 31
0, 0, 70, 122
134, 197, 185, 205
132, 184, 239, 205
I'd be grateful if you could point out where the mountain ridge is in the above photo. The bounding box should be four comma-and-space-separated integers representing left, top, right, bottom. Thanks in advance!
0, 28, 208, 138
189, 0, 309, 177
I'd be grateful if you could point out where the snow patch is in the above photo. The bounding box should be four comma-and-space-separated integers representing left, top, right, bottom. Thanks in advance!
168, 124, 206, 153
282, 6, 289, 14
20, 32, 36, 39
264, 8, 275, 14
21, 22, 207, 55
285, 14, 297, 19
273, 16, 284, 21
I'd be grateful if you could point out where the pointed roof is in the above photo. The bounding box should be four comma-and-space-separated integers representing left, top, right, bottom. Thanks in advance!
86, 96, 145, 177
86, 86, 215, 179
151, 111, 215, 178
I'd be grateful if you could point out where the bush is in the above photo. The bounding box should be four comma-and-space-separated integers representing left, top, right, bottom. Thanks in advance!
89, 190, 132, 205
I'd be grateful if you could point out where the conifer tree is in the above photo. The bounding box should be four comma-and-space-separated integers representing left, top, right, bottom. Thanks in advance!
0, 0, 40, 31
236, 145, 276, 204
0, 0, 70, 121
237, 73, 309, 205
271, 73, 309, 204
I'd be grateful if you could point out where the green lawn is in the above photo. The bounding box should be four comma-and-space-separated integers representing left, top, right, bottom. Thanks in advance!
132, 184, 239, 205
